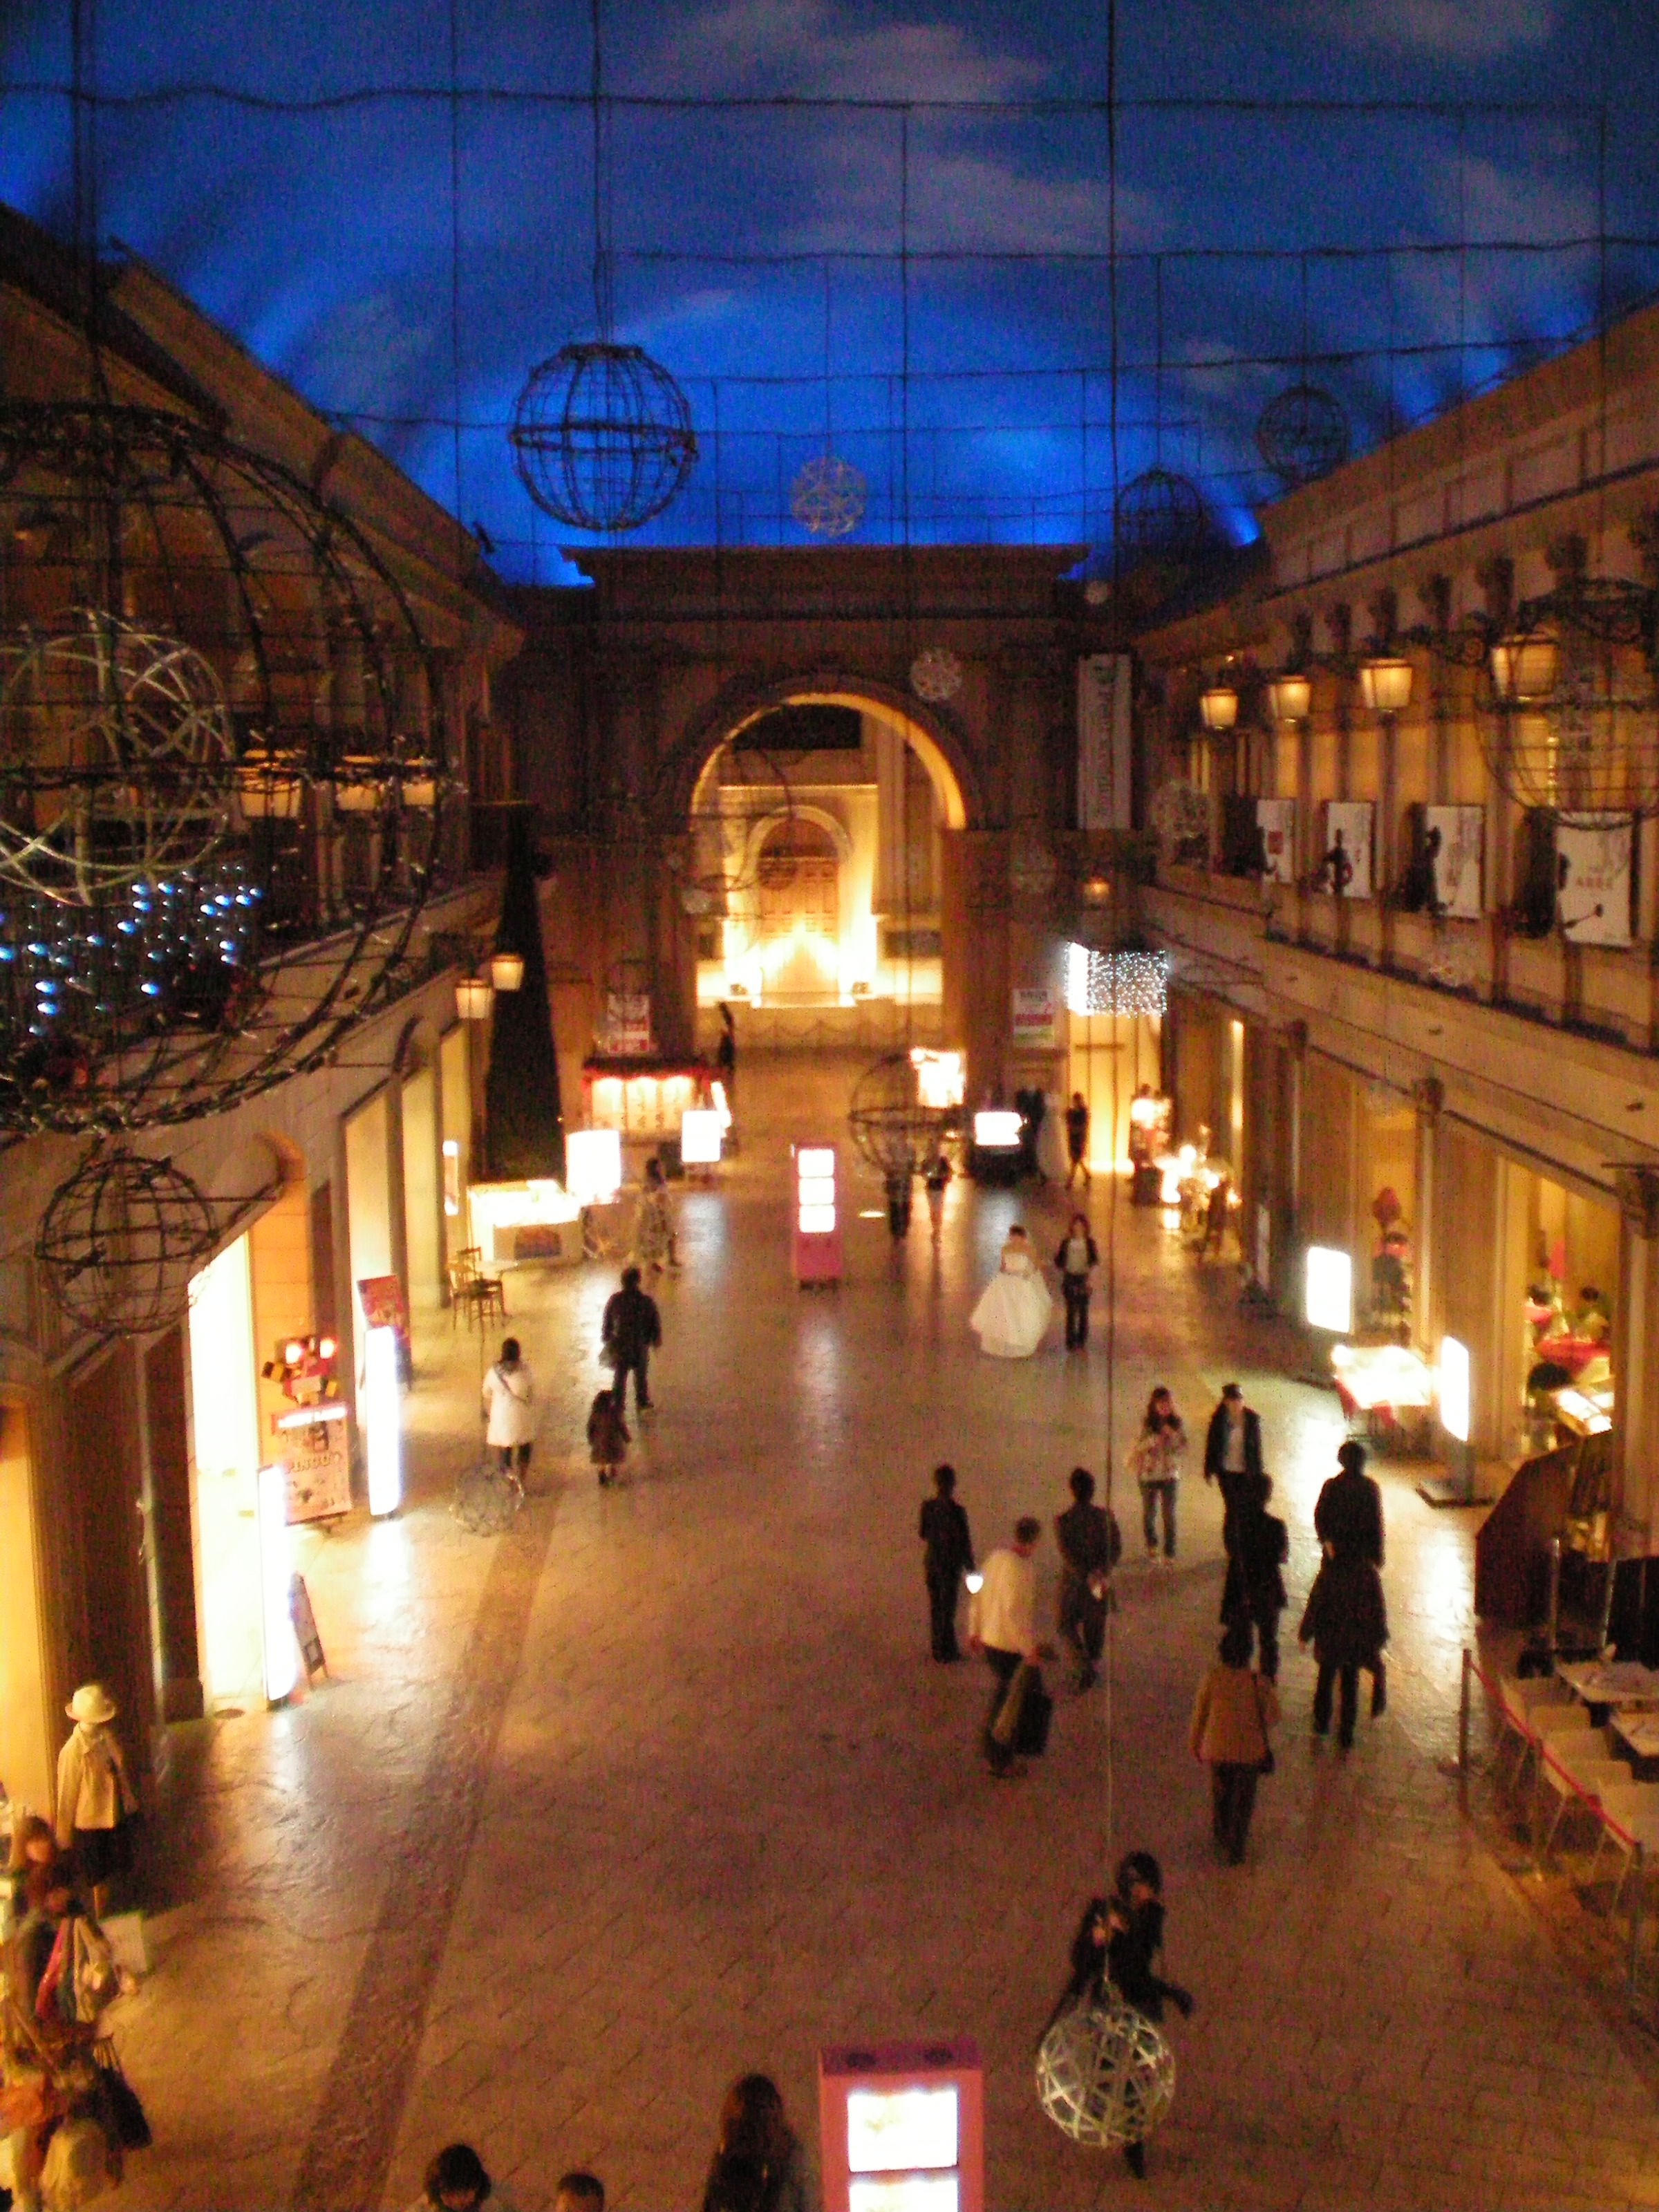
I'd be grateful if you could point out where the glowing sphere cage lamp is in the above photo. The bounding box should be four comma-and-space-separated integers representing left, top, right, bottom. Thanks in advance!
1358, 656, 1414, 715
1037, 1998, 1177, 2153
509, 342, 697, 534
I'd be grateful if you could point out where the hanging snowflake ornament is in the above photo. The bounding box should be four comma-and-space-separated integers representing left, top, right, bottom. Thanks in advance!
910, 647, 963, 704
791, 451, 865, 539
1037, 1998, 1177, 2151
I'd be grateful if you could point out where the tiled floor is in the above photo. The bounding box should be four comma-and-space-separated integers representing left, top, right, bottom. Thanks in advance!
109, 1056, 1659, 2210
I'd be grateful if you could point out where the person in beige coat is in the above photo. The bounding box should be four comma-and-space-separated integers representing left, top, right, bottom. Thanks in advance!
55, 1682, 137, 1913
1189, 1622, 1278, 1864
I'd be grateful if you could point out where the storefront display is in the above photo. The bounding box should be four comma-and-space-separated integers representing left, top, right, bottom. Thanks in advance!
467, 1179, 583, 1267
583, 1055, 715, 1140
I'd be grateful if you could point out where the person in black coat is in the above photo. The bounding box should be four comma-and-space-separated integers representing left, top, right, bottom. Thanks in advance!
1304, 1440, 1389, 1746
1054, 1466, 1121, 1690
602, 1265, 662, 1416
1203, 1383, 1264, 1556
1221, 1471, 1289, 1680
1314, 1438, 1385, 1567
918, 1463, 975, 1662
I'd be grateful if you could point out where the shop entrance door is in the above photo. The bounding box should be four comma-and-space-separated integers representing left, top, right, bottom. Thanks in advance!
0, 1394, 52, 1810
66, 1347, 155, 1779
187, 1235, 264, 1708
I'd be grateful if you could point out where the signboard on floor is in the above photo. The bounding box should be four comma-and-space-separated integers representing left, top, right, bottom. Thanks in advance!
1557, 814, 1633, 945
1077, 653, 1133, 832
279, 1408, 352, 1524
1011, 986, 1058, 1049
289, 1573, 326, 1682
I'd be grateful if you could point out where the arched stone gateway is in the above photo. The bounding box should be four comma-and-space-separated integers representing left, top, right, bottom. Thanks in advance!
496, 543, 1115, 1100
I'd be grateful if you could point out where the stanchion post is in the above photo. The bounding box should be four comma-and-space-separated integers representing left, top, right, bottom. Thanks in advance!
1459, 1647, 1472, 1775
1630, 1843, 1644, 2008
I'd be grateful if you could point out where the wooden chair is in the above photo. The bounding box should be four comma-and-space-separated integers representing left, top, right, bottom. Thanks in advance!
448, 1245, 506, 1331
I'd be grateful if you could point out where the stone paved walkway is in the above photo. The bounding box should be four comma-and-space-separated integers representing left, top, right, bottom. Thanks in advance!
111, 1056, 1659, 2210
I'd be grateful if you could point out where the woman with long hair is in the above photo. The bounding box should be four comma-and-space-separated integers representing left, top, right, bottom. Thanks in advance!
700, 2073, 812, 2212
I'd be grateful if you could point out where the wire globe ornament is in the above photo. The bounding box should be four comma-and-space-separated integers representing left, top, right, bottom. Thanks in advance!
35, 1144, 219, 1338
679, 741, 796, 915
0, 398, 451, 1137
847, 1051, 959, 1180
1036, 1998, 1177, 2151
791, 451, 866, 539
0, 611, 234, 904
910, 647, 964, 704
1255, 382, 1351, 489
509, 341, 697, 534
1476, 625, 1659, 817
1114, 468, 1208, 565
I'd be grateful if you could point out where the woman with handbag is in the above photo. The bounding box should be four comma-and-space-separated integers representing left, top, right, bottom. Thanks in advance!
1189, 1620, 1279, 1864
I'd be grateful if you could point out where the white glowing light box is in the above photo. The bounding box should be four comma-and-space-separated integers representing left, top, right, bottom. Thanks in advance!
849, 2181, 959, 2212
566, 1126, 623, 1206
365, 1323, 403, 1517
973, 1110, 1022, 1149
848, 2088, 959, 2175
681, 1107, 724, 1166
1304, 1246, 1353, 1333
1439, 1335, 1471, 1445
256, 1463, 297, 1705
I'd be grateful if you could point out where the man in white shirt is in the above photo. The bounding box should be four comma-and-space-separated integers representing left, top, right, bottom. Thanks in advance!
968, 1516, 1043, 1776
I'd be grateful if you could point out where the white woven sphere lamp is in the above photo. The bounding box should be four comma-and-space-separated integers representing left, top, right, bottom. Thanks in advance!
1035, 1999, 1177, 2150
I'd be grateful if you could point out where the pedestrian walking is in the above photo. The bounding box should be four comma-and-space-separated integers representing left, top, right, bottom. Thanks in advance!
1202, 1381, 1264, 1546
918, 1463, 975, 1662
1302, 1440, 1389, 1747
554, 2177, 606, 2212
699, 2072, 812, 2212
922, 1150, 952, 1241
1065, 1091, 1091, 1188
1190, 1620, 1279, 1864
1053, 1213, 1099, 1350
1053, 1468, 1121, 1690
602, 1265, 661, 1416
404, 2143, 519, 2212
632, 1154, 678, 1273
1130, 1387, 1186, 1562
585, 1389, 630, 1487
481, 1338, 536, 1486
966, 1517, 1044, 1777
54, 1683, 138, 1917
715, 1001, 738, 1112
1221, 1471, 1288, 1678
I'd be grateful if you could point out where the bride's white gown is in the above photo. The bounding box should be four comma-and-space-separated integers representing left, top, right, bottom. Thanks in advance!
971, 1244, 1053, 1358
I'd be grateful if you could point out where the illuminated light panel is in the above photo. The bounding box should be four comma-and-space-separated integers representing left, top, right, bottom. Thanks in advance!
256, 1463, 297, 1705
1304, 1246, 1353, 1334
849, 2180, 959, 2212
798, 1147, 836, 1178
974, 1110, 1022, 1147
566, 1126, 623, 1206
1439, 1335, 1472, 1445
442, 1137, 461, 1216
799, 1203, 837, 1233
681, 1107, 724, 1165
910, 1047, 964, 1110
848, 2087, 959, 2175
1065, 943, 1169, 1019
364, 1324, 403, 1517
274, 1402, 348, 1432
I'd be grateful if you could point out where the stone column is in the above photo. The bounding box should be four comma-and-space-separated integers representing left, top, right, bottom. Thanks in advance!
1412, 1076, 1443, 1361
946, 830, 1010, 1105
1613, 1165, 1659, 1553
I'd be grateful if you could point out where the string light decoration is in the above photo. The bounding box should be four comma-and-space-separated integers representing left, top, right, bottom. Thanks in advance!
0, 398, 450, 1136
509, 341, 697, 534
1065, 944, 1169, 1019
1255, 382, 1350, 489
35, 1143, 218, 1337
1036, 1999, 1177, 2152
791, 451, 866, 539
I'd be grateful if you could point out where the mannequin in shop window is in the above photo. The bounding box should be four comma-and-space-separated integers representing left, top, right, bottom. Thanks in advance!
55, 1683, 138, 1918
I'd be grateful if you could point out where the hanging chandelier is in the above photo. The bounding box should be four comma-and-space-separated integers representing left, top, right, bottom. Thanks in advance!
0, 399, 450, 1137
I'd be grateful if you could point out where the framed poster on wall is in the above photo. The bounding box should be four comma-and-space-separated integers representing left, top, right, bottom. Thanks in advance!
1011, 987, 1058, 1049
1321, 801, 1374, 899
1255, 798, 1296, 885
1423, 805, 1485, 918
1557, 814, 1634, 945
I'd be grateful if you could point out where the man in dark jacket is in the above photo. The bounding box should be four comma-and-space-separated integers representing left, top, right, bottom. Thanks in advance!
1203, 1382, 1264, 1553
918, 1463, 975, 1662
1054, 1466, 1122, 1691
602, 1265, 662, 1416
1315, 1438, 1385, 1566
1308, 1438, 1388, 1743
1222, 1471, 1289, 1680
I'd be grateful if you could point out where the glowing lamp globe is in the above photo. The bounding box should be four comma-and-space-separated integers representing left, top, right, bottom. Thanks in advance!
1036, 1999, 1177, 2150
509, 341, 696, 534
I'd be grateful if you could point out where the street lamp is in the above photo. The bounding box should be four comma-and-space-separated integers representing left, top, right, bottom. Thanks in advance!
489, 950, 525, 992
1267, 672, 1312, 725
1199, 680, 1239, 731
1358, 655, 1414, 715
455, 974, 494, 1022
1489, 630, 1560, 704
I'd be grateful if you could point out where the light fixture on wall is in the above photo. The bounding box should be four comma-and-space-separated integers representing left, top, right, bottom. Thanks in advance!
455, 974, 494, 1022
1488, 630, 1560, 704
1358, 655, 1414, 715
1267, 672, 1312, 725
1198, 679, 1239, 731
489, 950, 525, 993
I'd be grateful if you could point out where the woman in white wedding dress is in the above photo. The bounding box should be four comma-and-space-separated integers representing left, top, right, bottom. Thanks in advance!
971, 1224, 1053, 1358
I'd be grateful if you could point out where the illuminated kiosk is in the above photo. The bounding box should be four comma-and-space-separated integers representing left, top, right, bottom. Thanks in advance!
968, 1107, 1023, 1188
818, 2036, 983, 2212
794, 1143, 843, 1286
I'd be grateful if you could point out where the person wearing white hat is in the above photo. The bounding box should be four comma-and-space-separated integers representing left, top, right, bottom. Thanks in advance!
55, 1683, 137, 1915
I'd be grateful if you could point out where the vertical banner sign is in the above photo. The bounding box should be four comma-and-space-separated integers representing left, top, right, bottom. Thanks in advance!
1078, 654, 1133, 832
604, 991, 653, 1055
1557, 815, 1634, 944
1011, 986, 1058, 1049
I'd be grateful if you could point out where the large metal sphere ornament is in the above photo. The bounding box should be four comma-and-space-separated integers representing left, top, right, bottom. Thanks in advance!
910, 647, 963, 704
1255, 383, 1351, 489
0, 611, 233, 904
509, 341, 697, 533
0, 400, 451, 1136
36, 1144, 218, 1337
847, 1051, 958, 1179
1477, 630, 1659, 816
791, 451, 866, 539
1114, 468, 1208, 564
681, 740, 795, 910
1036, 1998, 1177, 2151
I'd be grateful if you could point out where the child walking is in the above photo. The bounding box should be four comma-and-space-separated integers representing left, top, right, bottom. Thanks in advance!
587, 1387, 630, 1487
